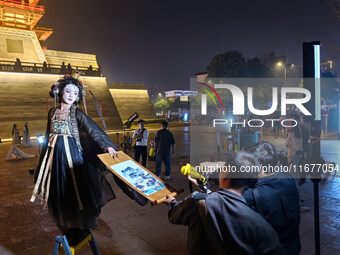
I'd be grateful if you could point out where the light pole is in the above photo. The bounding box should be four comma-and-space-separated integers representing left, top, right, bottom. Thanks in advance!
276, 62, 287, 87
303, 41, 322, 255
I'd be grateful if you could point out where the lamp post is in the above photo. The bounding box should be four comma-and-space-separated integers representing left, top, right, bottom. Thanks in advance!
276, 62, 287, 87
303, 41, 322, 255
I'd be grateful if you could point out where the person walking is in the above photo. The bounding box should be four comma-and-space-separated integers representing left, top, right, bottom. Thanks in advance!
155, 121, 175, 179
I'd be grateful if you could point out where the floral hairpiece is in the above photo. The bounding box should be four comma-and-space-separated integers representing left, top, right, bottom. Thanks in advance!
82, 84, 88, 96
53, 82, 60, 94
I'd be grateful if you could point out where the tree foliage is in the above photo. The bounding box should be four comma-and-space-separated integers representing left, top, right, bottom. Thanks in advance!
321, 78, 340, 103
206, 50, 271, 78
169, 97, 190, 112
153, 99, 171, 112
153, 97, 190, 113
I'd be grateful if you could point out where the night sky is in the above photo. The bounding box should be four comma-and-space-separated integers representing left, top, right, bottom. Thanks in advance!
39, 0, 339, 89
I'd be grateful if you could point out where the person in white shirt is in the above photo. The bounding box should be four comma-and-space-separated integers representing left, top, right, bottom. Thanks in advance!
133, 120, 149, 167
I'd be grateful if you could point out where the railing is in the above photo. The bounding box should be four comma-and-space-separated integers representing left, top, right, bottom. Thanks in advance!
109, 82, 145, 89
0, 0, 44, 12
0, 60, 102, 76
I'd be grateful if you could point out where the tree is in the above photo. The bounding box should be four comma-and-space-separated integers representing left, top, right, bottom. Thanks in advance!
329, 0, 340, 18
321, 78, 340, 103
206, 50, 271, 78
207, 50, 246, 77
153, 99, 171, 113
190, 91, 217, 113
246, 57, 271, 77
169, 97, 190, 112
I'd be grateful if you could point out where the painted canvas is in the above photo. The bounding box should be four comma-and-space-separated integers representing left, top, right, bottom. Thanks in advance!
110, 160, 166, 196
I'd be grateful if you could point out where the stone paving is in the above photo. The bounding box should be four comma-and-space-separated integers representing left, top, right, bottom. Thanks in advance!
0, 126, 339, 254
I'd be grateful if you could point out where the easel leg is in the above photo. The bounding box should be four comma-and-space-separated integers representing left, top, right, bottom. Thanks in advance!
53, 235, 73, 255
89, 230, 100, 255
52, 237, 61, 255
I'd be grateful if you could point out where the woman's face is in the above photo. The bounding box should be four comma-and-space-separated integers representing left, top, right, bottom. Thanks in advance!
62, 84, 79, 105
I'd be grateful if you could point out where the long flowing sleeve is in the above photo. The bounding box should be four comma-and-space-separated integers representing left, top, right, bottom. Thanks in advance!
76, 108, 119, 206
76, 109, 149, 206
76, 109, 118, 151
34, 108, 53, 182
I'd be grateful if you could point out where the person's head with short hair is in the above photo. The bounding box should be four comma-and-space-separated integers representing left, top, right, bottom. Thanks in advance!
161, 121, 168, 129
246, 142, 278, 167
220, 151, 259, 192
138, 119, 145, 129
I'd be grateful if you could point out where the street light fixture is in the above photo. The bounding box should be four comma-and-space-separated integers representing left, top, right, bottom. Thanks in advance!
276, 62, 287, 87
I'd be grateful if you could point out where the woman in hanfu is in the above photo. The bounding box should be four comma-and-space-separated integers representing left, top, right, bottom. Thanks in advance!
22, 122, 32, 147
11, 124, 21, 144
30, 74, 122, 245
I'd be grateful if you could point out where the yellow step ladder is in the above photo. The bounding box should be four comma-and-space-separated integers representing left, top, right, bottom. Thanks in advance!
52, 230, 100, 255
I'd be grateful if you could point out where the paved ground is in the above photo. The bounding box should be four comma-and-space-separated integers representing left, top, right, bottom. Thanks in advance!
0, 126, 339, 254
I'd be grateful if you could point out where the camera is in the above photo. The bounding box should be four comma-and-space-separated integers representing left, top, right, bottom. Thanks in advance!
136, 137, 142, 142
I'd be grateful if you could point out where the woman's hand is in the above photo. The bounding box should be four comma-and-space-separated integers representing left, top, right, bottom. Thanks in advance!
106, 147, 118, 158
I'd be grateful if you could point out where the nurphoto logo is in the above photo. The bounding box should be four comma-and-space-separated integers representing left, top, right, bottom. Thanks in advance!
200, 83, 312, 128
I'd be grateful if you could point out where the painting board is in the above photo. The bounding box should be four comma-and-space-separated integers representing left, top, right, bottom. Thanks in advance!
98, 151, 178, 204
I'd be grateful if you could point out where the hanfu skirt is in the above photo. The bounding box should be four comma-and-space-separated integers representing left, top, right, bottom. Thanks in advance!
32, 135, 103, 232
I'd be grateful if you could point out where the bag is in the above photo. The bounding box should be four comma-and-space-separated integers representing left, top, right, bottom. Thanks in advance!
149, 147, 155, 157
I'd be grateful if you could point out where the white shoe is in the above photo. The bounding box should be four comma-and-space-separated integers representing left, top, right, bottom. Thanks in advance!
165, 176, 171, 180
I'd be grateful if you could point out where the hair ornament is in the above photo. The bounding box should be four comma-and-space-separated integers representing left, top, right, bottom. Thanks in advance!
71, 70, 81, 80
53, 82, 60, 94
82, 84, 88, 96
